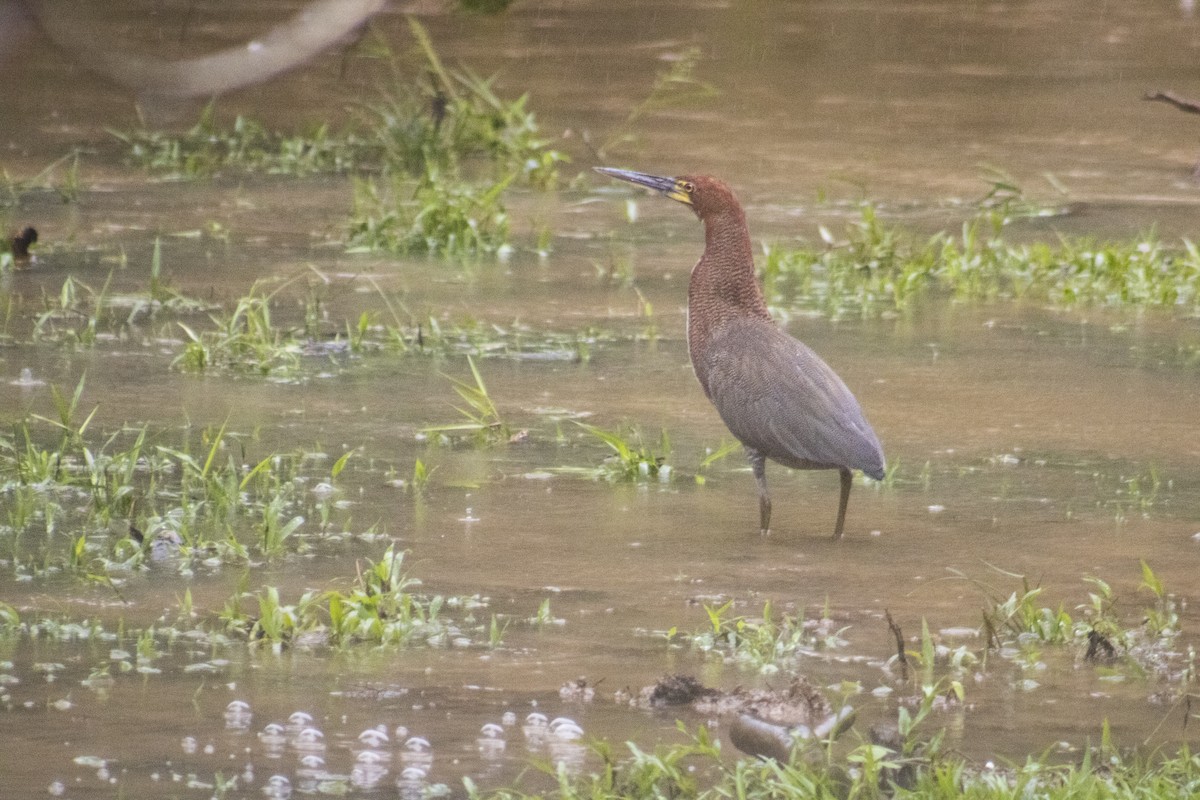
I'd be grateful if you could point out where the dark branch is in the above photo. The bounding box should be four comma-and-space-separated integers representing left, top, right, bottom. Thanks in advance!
1144, 91, 1200, 116
885, 609, 908, 681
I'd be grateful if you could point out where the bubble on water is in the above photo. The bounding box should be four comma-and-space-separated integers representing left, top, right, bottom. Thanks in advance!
286, 711, 313, 729
298, 755, 325, 770
522, 712, 550, 742
549, 739, 588, 773
258, 723, 287, 749
400, 765, 429, 781
500, 711, 517, 726
356, 749, 386, 764
263, 775, 292, 798
351, 760, 389, 790
292, 727, 326, 752
224, 700, 253, 730
47, 780, 65, 796
311, 482, 336, 499
477, 723, 506, 757
393, 725, 409, 740
404, 736, 431, 753
181, 736, 198, 754
549, 718, 584, 741
358, 727, 390, 748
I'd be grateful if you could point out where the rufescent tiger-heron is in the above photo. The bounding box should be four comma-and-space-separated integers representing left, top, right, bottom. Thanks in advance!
595, 167, 885, 539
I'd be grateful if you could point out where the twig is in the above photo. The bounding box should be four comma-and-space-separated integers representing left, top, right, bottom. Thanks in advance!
1144, 91, 1200, 116
885, 609, 908, 681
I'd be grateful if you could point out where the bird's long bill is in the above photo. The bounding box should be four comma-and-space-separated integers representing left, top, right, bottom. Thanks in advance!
594, 167, 693, 205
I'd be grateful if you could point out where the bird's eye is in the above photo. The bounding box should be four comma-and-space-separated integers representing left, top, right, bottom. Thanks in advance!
682, 181, 695, 194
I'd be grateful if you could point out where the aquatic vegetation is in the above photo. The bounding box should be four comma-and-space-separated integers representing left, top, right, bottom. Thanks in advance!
347, 164, 513, 257
0, 149, 83, 206
968, 565, 1188, 685
111, 20, 564, 258
18, 244, 210, 347
424, 355, 511, 445
217, 546, 492, 649
173, 278, 303, 375
565, 422, 672, 483
467, 720, 1200, 800
762, 202, 1200, 317
674, 599, 846, 673
111, 104, 366, 179
368, 18, 566, 190
0, 403, 368, 579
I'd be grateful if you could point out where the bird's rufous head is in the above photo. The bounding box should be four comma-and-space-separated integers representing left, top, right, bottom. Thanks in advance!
594, 168, 738, 220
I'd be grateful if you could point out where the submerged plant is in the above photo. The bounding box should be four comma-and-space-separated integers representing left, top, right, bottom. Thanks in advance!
681, 599, 845, 672
571, 422, 672, 482
173, 280, 302, 375
424, 355, 509, 444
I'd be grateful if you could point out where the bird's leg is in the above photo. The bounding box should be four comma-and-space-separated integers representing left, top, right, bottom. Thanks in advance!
747, 448, 771, 534
833, 467, 852, 540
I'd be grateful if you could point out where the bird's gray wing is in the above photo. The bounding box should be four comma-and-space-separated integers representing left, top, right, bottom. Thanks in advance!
702, 318, 884, 477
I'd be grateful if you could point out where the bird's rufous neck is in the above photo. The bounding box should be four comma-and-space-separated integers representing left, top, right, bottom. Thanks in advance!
686, 207, 772, 398
692, 207, 770, 319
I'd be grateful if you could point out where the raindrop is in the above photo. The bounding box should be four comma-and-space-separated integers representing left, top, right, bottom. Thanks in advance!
12, 368, 45, 387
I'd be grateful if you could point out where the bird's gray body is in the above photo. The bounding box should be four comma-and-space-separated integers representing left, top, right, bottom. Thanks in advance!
697, 315, 885, 481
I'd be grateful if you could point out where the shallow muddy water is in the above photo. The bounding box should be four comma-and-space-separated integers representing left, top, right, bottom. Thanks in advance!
2, 0, 1200, 797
